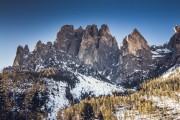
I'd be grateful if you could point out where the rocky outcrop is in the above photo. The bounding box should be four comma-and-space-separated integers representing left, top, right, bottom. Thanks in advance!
117, 29, 153, 86
13, 45, 29, 67
78, 24, 100, 67
55, 25, 75, 52
68, 26, 84, 56
78, 24, 119, 71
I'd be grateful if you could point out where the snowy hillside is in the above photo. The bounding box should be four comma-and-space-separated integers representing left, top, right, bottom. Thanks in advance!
45, 74, 123, 119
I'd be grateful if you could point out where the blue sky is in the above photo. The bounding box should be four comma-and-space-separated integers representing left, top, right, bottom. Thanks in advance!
0, 0, 180, 69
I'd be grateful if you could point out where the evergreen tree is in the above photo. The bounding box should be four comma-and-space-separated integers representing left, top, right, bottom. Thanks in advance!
97, 111, 104, 120
80, 103, 94, 120
31, 90, 41, 111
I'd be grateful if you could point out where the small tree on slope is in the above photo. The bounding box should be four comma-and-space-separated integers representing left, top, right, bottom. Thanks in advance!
80, 103, 95, 120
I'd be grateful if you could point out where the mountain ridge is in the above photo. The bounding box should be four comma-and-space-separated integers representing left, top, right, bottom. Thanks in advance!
10, 24, 180, 86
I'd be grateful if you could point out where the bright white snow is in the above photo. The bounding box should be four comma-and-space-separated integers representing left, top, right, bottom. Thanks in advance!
45, 79, 69, 120
71, 74, 124, 100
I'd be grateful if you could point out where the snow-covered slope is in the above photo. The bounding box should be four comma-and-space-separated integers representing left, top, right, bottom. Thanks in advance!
44, 74, 123, 119
71, 73, 123, 100
45, 79, 69, 120
162, 64, 180, 78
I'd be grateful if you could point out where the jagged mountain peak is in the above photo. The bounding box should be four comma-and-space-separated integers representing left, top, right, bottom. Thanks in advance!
34, 40, 43, 51
85, 24, 98, 36
121, 28, 150, 55
24, 45, 29, 53
16, 45, 24, 55
13, 45, 30, 66
99, 24, 111, 35
60, 25, 74, 34
132, 28, 140, 34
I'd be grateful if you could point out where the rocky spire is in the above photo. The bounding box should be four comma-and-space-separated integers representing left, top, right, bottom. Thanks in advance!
55, 25, 75, 52
99, 24, 110, 35
85, 24, 98, 36
121, 28, 150, 55
78, 24, 120, 70
13, 45, 29, 67
16, 45, 24, 55
68, 26, 84, 56
35, 40, 43, 52
24, 45, 29, 54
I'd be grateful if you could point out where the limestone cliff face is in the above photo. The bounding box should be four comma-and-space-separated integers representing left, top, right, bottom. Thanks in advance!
121, 29, 150, 55
78, 24, 99, 66
55, 25, 75, 52
68, 26, 84, 56
78, 24, 119, 70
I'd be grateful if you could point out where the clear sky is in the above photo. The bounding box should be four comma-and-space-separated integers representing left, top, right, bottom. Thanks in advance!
0, 0, 180, 69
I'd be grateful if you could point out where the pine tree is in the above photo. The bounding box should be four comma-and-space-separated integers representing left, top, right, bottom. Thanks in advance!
97, 111, 104, 120
80, 103, 94, 120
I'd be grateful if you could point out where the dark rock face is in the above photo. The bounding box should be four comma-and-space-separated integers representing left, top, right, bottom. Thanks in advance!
12, 24, 179, 87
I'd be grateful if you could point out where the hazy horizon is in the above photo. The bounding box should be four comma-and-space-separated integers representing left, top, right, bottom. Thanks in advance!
0, 0, 180, 69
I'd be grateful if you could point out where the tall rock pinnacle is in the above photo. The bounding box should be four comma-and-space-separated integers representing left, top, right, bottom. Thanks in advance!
13, 45, 29, 67
55, 25, 75, 52
121, 28, 150, 55
78, 24, 119, 70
